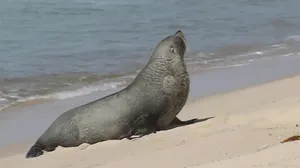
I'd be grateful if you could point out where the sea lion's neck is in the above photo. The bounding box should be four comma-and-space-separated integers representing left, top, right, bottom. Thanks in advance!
130, 54, 186, 88
131, 57, 167, 86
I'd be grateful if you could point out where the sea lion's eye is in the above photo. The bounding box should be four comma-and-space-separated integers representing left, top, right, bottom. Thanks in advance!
170, 46, 175, 53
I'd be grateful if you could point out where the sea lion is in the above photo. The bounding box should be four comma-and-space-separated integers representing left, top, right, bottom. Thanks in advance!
25, 30, 197, 158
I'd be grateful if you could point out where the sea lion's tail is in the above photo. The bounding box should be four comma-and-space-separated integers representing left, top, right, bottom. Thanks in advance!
25, 143, 44, 158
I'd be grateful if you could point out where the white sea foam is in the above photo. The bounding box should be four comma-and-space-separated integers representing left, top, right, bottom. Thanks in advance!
254, 52, 264, 55
269, 44, 287, 49
0, 80, 128, 112
49, 81, 124, 100
0, 98, 8, 102
283, 53, 294, 57
202, 63, 250, 71
285, 35, 300, 42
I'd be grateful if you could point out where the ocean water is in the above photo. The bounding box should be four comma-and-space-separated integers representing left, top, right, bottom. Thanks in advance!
1, 0, 300, 111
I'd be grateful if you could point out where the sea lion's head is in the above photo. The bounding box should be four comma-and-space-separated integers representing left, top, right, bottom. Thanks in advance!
153, 30, 187, 59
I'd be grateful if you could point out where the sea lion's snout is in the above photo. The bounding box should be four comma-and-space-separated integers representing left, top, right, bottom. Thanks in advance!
172, 30, 187, 56
174, 30, 186, 45
174, 30, 185, 42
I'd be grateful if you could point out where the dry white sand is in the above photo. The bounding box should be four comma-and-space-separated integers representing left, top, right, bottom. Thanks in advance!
1, 75, 300, 168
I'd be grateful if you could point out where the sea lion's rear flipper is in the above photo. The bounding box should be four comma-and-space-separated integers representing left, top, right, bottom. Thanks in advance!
25, 143, 44, 158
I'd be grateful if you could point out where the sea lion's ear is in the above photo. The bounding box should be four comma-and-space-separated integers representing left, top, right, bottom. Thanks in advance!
174, 30, 185, 39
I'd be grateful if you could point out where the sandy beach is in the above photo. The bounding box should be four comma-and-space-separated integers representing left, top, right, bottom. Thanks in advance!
2, 0, 300, 167
0, 73, 299, 167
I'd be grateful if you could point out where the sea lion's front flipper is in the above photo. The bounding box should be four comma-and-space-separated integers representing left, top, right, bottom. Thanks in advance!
170, 117, 199, 126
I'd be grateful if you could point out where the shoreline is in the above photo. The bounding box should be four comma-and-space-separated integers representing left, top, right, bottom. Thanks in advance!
1, 40, 299, 114
1, 70, 300, 167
